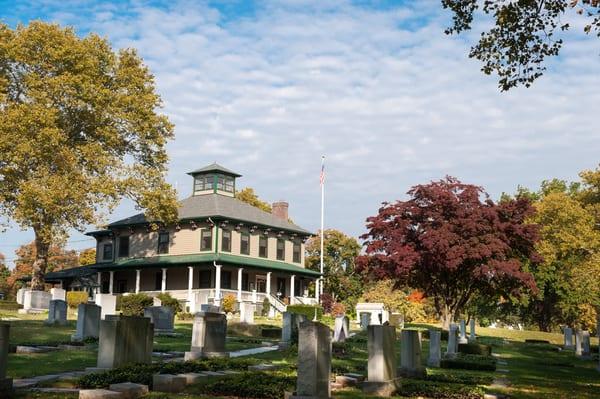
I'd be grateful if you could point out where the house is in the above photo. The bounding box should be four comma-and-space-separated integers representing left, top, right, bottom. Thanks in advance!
46, 163, 320, 313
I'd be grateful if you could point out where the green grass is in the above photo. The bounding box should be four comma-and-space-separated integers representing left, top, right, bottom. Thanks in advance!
7, 349, 98, 378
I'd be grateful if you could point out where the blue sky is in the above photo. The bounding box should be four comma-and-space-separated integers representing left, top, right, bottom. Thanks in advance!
0, 0, 599, 266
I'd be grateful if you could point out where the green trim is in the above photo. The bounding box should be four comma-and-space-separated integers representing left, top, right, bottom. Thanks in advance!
213, 173, 217, 194
91, 253, 321, 277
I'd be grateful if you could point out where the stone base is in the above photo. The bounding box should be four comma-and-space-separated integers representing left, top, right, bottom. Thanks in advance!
398, 367, 426, 379
109, 382, 149, 398
184, 351, 229, 361
361, 379, 400, 397
153, 374, 186, 393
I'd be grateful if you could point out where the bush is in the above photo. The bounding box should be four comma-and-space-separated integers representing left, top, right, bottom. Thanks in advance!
261, 297, 270, 316
223, 294, 236, 314
66, 291, 89, 309
286, 304, 323, 321
426, 372, 493, 386
119, 293, 153, 316
458, 343, 492, 356
0, 300, 21, 311
155, 292, 182, 313
261, 327, 282, 339
176, 312, 194, 321
440, 354, 496, 371
196, 371, 295, 399
398, 379, 484, 399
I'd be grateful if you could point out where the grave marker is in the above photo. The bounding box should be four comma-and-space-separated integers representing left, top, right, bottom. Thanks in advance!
458, 319, 468, 344
290, 321, 331, 399
362, 324, 398, 397
45, 299, 67, 326
73, 303, 101, 341
143, 306, 175, 335
96, 316, 154, 369
399, 329, 425, 378
427, 330, 441, 368
184, 311, 228, 360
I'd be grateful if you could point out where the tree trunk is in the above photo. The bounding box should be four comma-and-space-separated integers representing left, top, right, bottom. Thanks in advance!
30, 230, 50, 291
440, 305, 454, 330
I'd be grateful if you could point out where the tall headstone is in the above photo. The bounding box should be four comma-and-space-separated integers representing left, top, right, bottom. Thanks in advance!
427, 330, 441, 367
0, 323, 12, 394
333, 315, 349, 343
95, 294, 117, 319
16, 288, 27, 305
239, 302, 254, 324
72, 303, 101, 341
399, 329, 426, 378
581, 330, 591, 358
446, 323, 458, 356
97, 316, 154, 369
564, 327, 574, 350
143, 306, 175, 335
281, 311, 296, 347
45, 299, 67, 326
362, 324, 398, 397
184, 311, 228, 360
575, 329, 584, 357
290, 321, 331, 399
360, 313, 370, 331
458, 319, 468, 344
469, 319, 476, 342
50, 287, 66, 301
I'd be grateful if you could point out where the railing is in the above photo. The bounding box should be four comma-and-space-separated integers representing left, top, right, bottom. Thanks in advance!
268, 293, 287, 313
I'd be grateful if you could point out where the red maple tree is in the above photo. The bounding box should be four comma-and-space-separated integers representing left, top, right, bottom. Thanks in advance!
357, 177, 540, 328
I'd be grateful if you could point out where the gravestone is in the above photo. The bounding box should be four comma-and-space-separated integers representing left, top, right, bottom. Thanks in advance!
50, 287, 66, 301
19, 290, 51, 313
564, 327, 574, 350
97, 315, 154, 369
45, 300, 67, 326
458, 319, 468, 344
469, 319, 476, 342
399, 329, 425, 378
428, 330, 441, 367
333, 315, 349, 343
16, 288, 27, 305
355, 303, 388, 325
95, 294, 117, 319
184, 311, 228, 360
290, 321, 331, 399
446, 323, 458, 356
0, 323, 12, 394
200, 304, 220, 312
389, 313, 404, 329
281, 311, 296, 347
575, 329, 584, 357
360, 313, 370, 331
72, 303, 101, 341
362, 324, 398, 397
239, 302, 254, 324
582, 331, 591, 358
143, 306, 175, 334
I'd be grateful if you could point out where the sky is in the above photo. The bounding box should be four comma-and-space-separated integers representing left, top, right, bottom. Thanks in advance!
0, 0, 599, 266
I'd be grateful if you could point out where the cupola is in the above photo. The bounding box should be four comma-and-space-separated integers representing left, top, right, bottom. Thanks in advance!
187, 163, 241, 197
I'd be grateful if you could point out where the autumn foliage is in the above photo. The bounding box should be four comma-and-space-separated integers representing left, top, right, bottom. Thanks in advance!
357, 177, 540, 328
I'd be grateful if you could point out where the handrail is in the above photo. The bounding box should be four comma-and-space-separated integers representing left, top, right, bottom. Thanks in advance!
267, 293, 287, 313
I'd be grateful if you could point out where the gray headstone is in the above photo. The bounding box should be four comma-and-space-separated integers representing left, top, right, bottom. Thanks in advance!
575, 329, 584, 357
362, 324, 398, 396
399, 329, 425, 378
282, 312, 295, 344
582, 330, 591, 357
184, 311, 228, 359
143, 306, 175, 334
73, 303, 101, 341
446, 324, 458, 356
469, 319, 476, 341
564, 327, 574, 349
427, 330, 441, 367
200, 304, 220, 313
24, 290, 51, 310
333, 316, 349, 343
97, 316, 154, 368
45, 300, 67, 326
458, 319, 468, 344
360, 313, 370, 331
292, 321, 331, 399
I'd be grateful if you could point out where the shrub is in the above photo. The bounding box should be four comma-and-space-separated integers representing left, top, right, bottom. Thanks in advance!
155, 292, 182, 313
176, 312, 194, 321
196, 371, 295, 399
398, 379, 485, 399
119, 293, 153, 316
261, 297, 270, 316
66, 291, 89, 309
440, 354, 496, 371
0, 300, 21, 311
426, 372, 493, 386
458, 343, 492, 356
223, 294, 236, 314
286, 304, 323, 321
261, 327, 282, 339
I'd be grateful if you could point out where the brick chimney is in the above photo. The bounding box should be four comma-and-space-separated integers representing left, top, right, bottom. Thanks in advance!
272, 201, 289, 221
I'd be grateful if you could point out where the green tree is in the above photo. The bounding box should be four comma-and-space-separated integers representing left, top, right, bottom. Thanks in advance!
442, 1, 600, 90
305, 229, 362, 308
236, 187, 272, 212
0, 22, 178, 290
78, 248, 96, 266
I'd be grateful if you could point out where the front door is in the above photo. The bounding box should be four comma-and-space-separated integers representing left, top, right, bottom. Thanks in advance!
256, 275, 266, 293
276, 277, 286, 298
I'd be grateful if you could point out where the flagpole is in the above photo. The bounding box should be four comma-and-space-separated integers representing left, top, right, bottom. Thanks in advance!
319, 155, 325, 303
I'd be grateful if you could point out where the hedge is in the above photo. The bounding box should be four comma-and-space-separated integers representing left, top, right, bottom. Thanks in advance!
286, 304, 323, 321
440, 354, 497, 371
155, 292, 182, 313
525, 339, 550, 344
398, 379, 484, 399
196, 372, 295, 399
458, 342, 492, 356
67, 291, 89, 309
0, 300, 21, 311
119, 293, 153, 316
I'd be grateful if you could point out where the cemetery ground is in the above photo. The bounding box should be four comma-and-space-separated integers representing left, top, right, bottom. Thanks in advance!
3, 311, 599, 399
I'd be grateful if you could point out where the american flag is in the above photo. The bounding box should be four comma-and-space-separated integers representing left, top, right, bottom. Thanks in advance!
319, 157, 325, 186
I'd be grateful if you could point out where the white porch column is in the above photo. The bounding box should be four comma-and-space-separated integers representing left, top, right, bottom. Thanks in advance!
161, 268, 167, 293
237, 268, 243, 302
290, 275, 296, 304
215, 264, 222, 304
266, 272, 272, 296
135, 269, 141, 293
187, 266, 194, 311
96, 272, 101, 292
109, 271, 114, 294
315, 278, 319, 302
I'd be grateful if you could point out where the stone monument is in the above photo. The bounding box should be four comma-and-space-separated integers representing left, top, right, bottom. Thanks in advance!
355, 303, 388, 325
399, 329, 425, 378
19, 290, 51, 314
239, 302, 254, 324
575, 329, 584, 357
389, 313, 404, 329
333, 315, 349, 343
143, 306, 175, 335
45, 299, 67, 326
469, 319, 476, 342
360, 313, 370, 331
362, 324, 399, 397
72, 303, 101, 341
50, 287, 66, 301
427, 329, 441, 367
184, 311, 228, 360
564, 327, 574, 350
458, 319, 468, 344
95, 294, 117, 319
581, 330, 591, 358
446, 323, 458, 357
290, 321, 331, 399
97, 316, 154, 369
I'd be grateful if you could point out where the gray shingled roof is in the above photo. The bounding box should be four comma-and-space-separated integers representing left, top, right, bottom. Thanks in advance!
108, 194, 311, 235
187, 163, 241, 177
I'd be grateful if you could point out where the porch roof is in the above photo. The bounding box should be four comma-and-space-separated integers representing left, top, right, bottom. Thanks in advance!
92, 253, 321, 277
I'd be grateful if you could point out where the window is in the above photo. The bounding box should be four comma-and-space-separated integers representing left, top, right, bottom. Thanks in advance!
194, 175, 214, 192
199, 270, 212, 288
293, 242, 301, 263
118, 236, 129, 258
259, 236, 268, 258
201, 229, 213, 251
240, 233, 250, 255
276, 239, 285, 261
221, 230, 231, 252
215, 175, 235, 193
242, 272, 249, 291
221, 270, 232, 289
225, 177, 234, 192
158, 232, 169, 254
217, 176, 225, 191
102, 243, 113, 260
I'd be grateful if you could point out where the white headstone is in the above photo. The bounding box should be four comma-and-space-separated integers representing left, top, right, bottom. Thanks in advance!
16, 288, 27, 305
239, 302, 254, 324
459, 320, 468, 344
575, 329, 584, 357
333, 316, 349, 343
95, 294, 117, 319
50, 288, 66, 301
23, 290, 51, 311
